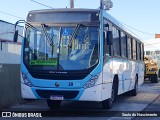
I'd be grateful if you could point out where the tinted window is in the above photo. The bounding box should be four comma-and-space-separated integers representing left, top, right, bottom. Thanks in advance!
103, 19, 112, 56
128, 37, 132, 59
104, 31, 110, 55
132, 39, 137, 60
136, 42, 141, 60
141, 44, 144, 61
121, 32, 127, 58
113, 26, 120, 56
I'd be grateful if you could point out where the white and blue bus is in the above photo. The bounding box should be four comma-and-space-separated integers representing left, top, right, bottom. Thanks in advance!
14, 2, 144, 109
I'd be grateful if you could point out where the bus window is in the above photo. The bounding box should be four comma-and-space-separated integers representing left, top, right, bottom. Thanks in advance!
127, 37, 132, 59
136, 42, 141, 60
103, 19, 112, 56
121, 31, 127, 58
103, 31, 110, 56
132, 39, 137, 60
141, 44, 144, 60
112, 26, 120, 56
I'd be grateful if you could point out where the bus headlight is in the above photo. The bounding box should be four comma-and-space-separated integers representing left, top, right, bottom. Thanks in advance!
22, 73, 34, 87
83, 75, 99, 89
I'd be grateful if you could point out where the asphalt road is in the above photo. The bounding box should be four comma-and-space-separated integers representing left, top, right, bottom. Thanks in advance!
1, 79, 160, 120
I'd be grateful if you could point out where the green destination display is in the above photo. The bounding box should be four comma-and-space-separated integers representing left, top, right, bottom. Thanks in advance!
30, 59, 58, 66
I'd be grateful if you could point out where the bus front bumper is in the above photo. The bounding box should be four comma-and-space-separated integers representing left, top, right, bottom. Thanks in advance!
21, 83, 103, 102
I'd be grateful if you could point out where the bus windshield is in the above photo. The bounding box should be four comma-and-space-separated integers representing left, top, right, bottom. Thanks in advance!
24, 24, 99, 71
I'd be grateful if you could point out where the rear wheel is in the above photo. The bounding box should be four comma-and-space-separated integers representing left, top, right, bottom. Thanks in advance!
129, 76, 138, 96
151, 74, 158, 83
158, 69, 160, 78
47, 100, 61, 109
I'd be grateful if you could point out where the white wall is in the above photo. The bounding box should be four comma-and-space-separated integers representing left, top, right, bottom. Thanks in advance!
0, 43, 21, 64
0, 20, 23, 42
0, 20, 23, 64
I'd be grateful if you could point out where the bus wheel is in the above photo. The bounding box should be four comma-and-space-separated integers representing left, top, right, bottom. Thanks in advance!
130, 77, 138, 96
158, 69, 160, 78
102, 82, 117, 109
151, 74, 158, 83
47, 100, 61, 109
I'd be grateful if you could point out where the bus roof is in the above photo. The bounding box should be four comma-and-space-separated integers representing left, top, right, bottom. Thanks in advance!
28, 8, 142, 42
28, 8, 99, 14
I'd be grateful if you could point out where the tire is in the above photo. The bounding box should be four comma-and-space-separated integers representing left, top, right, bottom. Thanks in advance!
158, 69, 160, 78
102, 81, 118, 109
47, 100, 61, 109
129, 76, 138, 96
151, 74, 158, 83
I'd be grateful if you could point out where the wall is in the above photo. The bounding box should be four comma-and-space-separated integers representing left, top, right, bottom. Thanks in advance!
0, 64, 22, 109
0, 42, 21, 64
0, 20, 22, 108
0, 20, 23, 42
0, 42, 22, 109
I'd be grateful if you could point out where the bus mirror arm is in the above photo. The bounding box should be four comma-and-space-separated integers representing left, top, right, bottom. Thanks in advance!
13, 20, 38, 42
106, 31, 113, 45
13, 30, 19, 42
13, 20, 25, 42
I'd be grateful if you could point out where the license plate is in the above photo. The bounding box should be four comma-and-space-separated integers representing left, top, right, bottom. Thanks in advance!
50, 95, 64, 100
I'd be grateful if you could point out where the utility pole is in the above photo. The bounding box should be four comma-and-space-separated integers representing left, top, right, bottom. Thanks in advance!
100, 0, 104, 9
100, 0, 113, 10
70, 0, 74, 8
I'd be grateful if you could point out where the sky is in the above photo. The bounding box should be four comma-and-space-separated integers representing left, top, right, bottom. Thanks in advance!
0, 0, 160, 41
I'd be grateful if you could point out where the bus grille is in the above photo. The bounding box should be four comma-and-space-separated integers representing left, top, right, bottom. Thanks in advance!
36, 90, 79, 99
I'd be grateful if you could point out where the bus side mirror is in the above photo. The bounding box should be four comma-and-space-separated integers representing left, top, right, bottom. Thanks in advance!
107, 31, 113, 45
13, 30, 18, 42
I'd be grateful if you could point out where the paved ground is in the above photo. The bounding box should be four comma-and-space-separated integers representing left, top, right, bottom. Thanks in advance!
132, 84, 160, 120
1, 79, 160, 120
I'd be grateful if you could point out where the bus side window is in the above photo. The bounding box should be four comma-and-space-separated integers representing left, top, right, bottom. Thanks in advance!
112, 26, 120, 56
141, 44, 144, 61
103, 19, 112, 56
127, 37, 132, 59
132, 39, 137, 60
103, 30, 110, 56
121, 31, 127, 58
136, 42, 141, 61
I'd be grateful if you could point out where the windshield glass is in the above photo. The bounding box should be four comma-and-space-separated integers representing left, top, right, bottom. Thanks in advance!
24, 24, 99, 71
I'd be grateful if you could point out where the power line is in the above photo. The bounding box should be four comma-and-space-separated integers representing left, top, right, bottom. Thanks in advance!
30, 0, 53, 9
116, 18, 155, 36
113, 17, 156, 41
0, 10, 23, 19
120, 22, 155, 36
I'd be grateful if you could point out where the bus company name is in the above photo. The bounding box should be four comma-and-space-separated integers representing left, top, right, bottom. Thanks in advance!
2, 112, 42, 118
49, 71, 67, 74
13, 112, 42, 118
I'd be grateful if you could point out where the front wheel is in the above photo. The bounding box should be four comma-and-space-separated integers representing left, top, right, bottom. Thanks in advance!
47, 100, 61, 109
102, 82, 117, 109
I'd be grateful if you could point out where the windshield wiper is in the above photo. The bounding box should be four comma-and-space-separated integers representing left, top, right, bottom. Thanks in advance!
68, 23, 84, 48
71, 23, 80, 40
41, 24, 53, 46
57, 27, 62, 70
